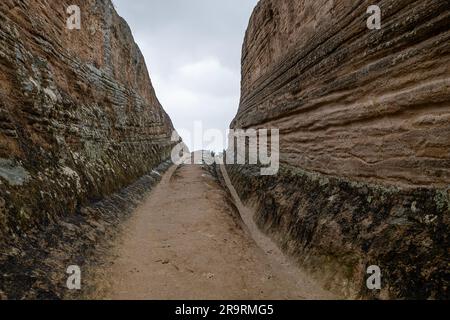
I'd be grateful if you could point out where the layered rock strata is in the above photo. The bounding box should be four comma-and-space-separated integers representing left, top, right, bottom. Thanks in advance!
0, 0, 175, 235
228, 0, 450, 299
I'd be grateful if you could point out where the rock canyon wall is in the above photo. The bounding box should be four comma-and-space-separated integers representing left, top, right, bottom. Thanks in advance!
0, 0, 175, 237
0, 0, 175, 298
228, 0, 449, 299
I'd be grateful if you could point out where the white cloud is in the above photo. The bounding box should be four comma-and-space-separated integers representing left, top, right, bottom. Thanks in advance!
114, 0, 258, 152
177, 57, 239, 97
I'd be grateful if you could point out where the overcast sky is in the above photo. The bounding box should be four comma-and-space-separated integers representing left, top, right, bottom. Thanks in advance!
114, 0, 258, 151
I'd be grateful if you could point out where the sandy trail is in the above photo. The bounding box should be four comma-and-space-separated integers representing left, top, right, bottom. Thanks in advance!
95, 164, 334, 300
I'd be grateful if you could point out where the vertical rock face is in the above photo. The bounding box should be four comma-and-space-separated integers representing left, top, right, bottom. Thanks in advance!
0, 0, 175, 235
228, 0, 449, 298
234, 0, 450, 187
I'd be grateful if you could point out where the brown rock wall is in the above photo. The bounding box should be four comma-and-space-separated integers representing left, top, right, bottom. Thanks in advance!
233, 0, 450, 188
229, 0, 450, 299
0, 1, 175, 235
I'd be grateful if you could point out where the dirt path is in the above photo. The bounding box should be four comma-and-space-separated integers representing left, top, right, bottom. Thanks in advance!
93, 164, 335, 300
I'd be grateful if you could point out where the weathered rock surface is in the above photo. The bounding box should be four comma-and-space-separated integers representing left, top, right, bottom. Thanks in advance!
228, 0, 449, 299
0, 0, 176, 298
1, 161, 172, 299
226, 164, 449, 299
0, 0, 175, 234
233, 0, 450, 188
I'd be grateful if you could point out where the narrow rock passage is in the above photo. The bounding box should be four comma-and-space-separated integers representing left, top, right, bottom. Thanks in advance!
93, 165, 335, 300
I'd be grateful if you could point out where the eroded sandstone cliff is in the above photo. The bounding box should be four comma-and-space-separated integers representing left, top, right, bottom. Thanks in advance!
228, 0, 449, 299
0, 0, 174, 236
0, 0, 175, 298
